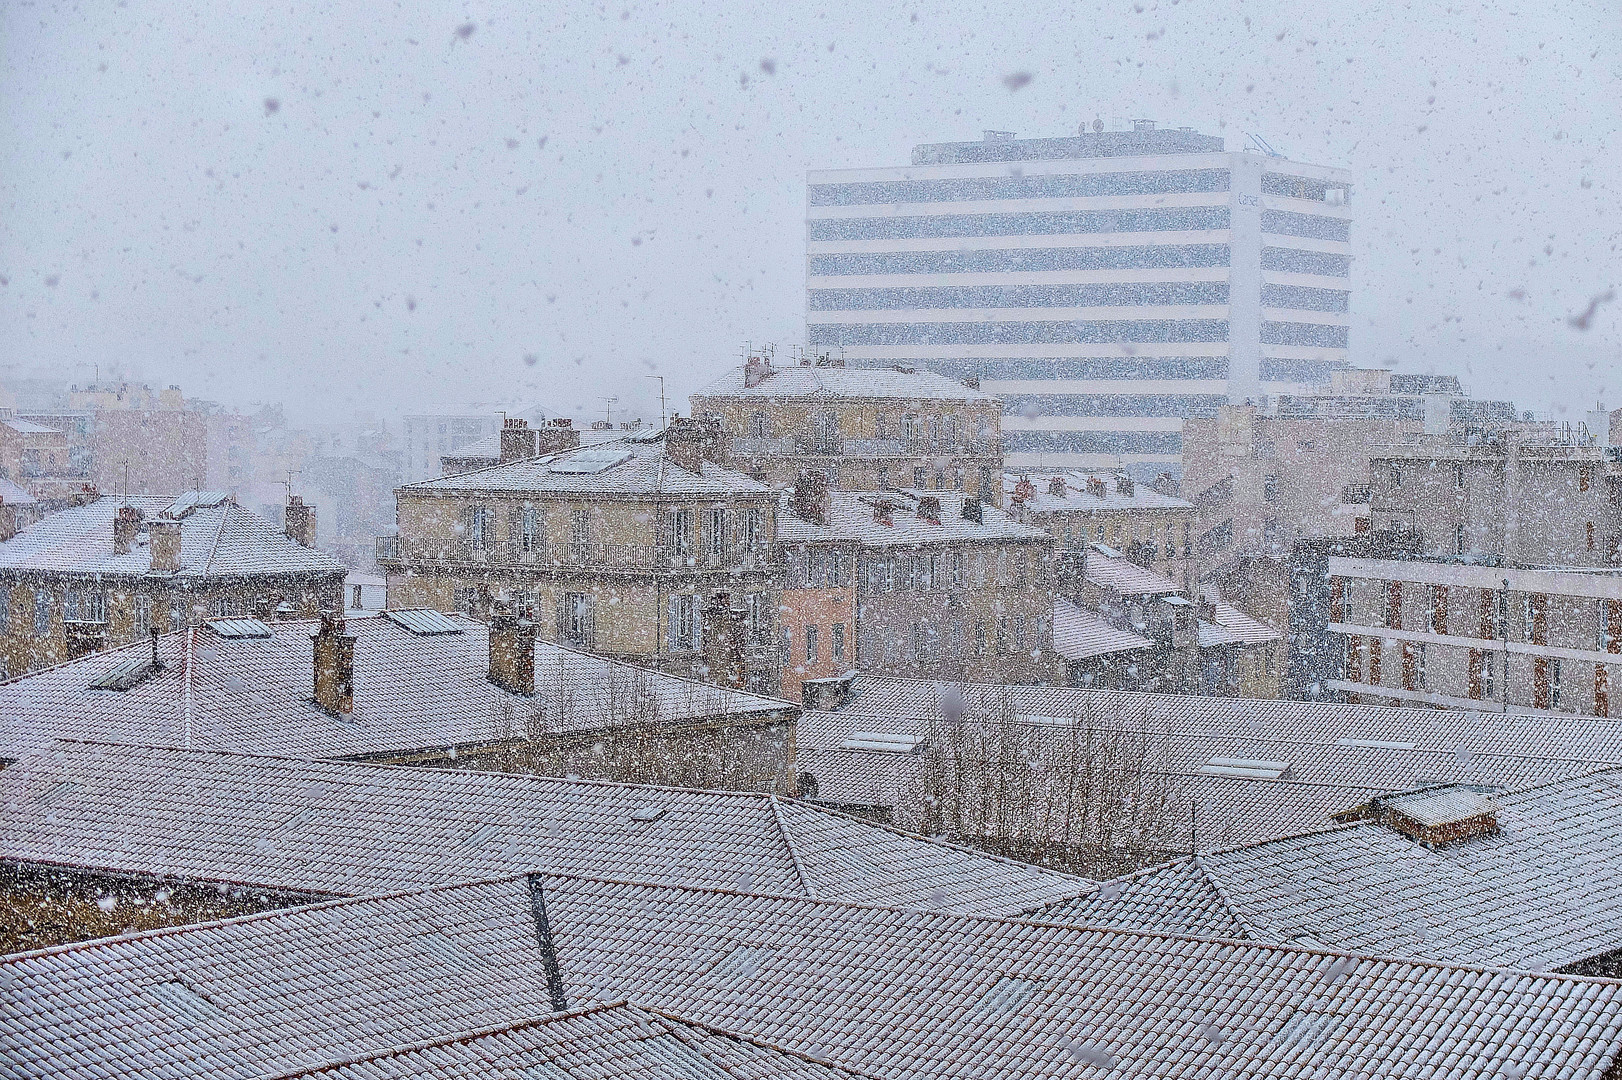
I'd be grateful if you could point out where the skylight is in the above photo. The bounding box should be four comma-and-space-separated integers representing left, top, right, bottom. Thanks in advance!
629, 806, 666, 822
709, 945, 773, 982
840, 731, 925, 754
969, 976, 1041, 1021
383, 608, 464, 635
208, 617, 272, 639
147, 980, 227, 1026
91, 655, 161, 691
548, 448, 633, 474
1198, 757, 1294, 780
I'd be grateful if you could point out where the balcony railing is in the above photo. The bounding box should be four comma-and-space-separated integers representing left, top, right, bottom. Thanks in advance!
730, 435, 1002, 459
383, 536, 770, 574
375, 535, 399, 561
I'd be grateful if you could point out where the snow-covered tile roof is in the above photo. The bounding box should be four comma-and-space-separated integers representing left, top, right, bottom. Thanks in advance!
692, 363, 999, 402
1052, 599, 1154, 660
0, 615, 791, 760
0, 742, 1087, 914
1084, 547, 1183, 595
7, 872, 1622, 1080
403, 436, 774, 497
0, 494, 346, 577
1032, 769, 1622, 973
273, 1001, 877, 1080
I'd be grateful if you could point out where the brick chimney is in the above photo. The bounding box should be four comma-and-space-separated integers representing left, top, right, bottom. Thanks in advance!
871, 497, 894, 527
961, 495, 983, 523
1011, 477, 1035, 505
743, 354, 774, 388
1115, 475, 1135, 497
792, 470, 831, 525
499, 418, 539, 463
149, 517, 182, 571
488, 608, 538, 696
0, 501, 19, 544
114, 505, 144, 555
802, 670, 859, 710
1087, 477, 1108, 498
701, 590, 746, 689
916, 495, 941, 524
664, 416, 721, 475
1048, 477, 1068, 497
535, 418, 580, 456
285, 495, 317, 547
313, 611, 356, 716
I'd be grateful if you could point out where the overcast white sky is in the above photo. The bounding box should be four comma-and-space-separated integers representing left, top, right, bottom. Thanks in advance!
1, 0, 1617, 425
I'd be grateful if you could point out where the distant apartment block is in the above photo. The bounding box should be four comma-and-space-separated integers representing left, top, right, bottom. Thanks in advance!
689, 351, 1004, 503
1004, 469, 1196, 592
805, 123, 1352, 478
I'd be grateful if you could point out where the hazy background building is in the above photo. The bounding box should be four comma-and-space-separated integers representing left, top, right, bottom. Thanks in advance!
805, 122, 1353, 480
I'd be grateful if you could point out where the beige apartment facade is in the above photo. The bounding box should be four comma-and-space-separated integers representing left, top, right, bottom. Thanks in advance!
381, 421, 784, 692
1005, 471, 1197, 593
689, 352, 1005, 504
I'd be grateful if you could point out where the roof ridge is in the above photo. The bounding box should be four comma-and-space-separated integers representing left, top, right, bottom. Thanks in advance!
640, 1004, 890, 1079
768, 795, 818, 900
252, 1001, 634, 1079
1190, 854, 1263, 940
200, 502, 231, 574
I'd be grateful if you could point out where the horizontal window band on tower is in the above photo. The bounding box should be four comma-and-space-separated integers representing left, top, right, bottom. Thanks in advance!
809, 319, 1231, 347
1003, 430, 1184, 454
1259, 284, 1350, 312
808, 169, 1232, 207
856, 357, 1233, 381
809, 245, 1233, 276
1259, 209, 1350, 243
1261, 321, 1350, 348
1260, 172, 1347, 201
809, 206, 1232, 242
808, 281, 1231, 311
998, 393, 1228, 418
1260, 247, 1350, 277
1259, 357, 1345, 382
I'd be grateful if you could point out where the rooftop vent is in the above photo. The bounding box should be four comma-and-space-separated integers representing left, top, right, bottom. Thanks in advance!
840, 731, 926, 755
383, 608, 464, 635
161, 491, 231, 520
629, 806, 666, 823
1198, 757, 1294, 780
208, 617, 272, 639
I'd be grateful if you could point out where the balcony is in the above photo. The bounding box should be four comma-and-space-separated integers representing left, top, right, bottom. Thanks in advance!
375, 535, 399, 562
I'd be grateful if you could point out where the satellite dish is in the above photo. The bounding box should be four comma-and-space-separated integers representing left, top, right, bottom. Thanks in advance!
1093, 117, 1104, 133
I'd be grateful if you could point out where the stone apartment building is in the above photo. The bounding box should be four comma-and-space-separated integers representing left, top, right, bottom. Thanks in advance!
775, 475, 1055, 692
689, 350, 1005, 504
21, 382, 210, 498
0, 410, 87, 510
1004, 470, 1197, 592
0, 492, 346, 677
1181, 370, 1517, 579
1329, 422, 1622, 715
381, 418, 783, 692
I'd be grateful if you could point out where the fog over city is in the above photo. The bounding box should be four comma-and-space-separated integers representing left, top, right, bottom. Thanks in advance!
2, 0, 1616, 423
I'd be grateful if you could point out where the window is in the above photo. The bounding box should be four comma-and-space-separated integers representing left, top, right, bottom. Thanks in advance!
874, 412, 887, 439
569, 509, 591, 558
730, 507, 756, 550
805, 625, 818, 663
926, 415, 940, 446
561, 592, 594, 647
1417, 642, 1428, 689
1390, 465, 1404, 488
1483, 652, 1495, 699
1552, 658, 1563, 708
1580, 464, 1593, 492
1455, 464, 1465, 489
34, 589, 51, 634
1263, 475, 1279, 502
453, 585, 480, 614
667, 594, 698, 651
913, 466, 927, 489
745, 592, 770, 642
779, 624, 792, 662
953, 467, 964, 490
975, 622, 987, 655
467, 506, 491, 550
748, 412, 768, 438
1014, 614, 1027, 653
703, 508, 727, 557
666, 508, 694, 558
951, 551, 964, 588
518, 507, 544, 553
66, 588, 105, 622
1599, 599, 1613, 653
1522, 596, 1536, 643
1588, 522, 1597, 551
170, 594, 188, 631
1456, 523, 1465, 555
813, 410, 839, 452
0, 586, 8, 629
832, 623, 845, 663
995, 615, 1009, 654
900, 414, 918, 441
1182, 522, 1191, 556
877, 465, 889, 488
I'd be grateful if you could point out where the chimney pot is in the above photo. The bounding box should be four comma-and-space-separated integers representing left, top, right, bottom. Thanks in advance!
960, 495, 983, 523
312, 611, 356, 716
1011, 477, 1035, 505
916, 495, 941, 523
1048, 477, 1067, 497
792, 470, 831, 526
872, 498, 894, 526
743, 356, 774, 388
285, 496, 317, 548
488, 608, 538, 696
1115, 476, 1135, 497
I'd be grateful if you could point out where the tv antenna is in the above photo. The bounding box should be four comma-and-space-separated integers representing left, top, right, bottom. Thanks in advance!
603, 396, 618, 426
645, 375, 667, 429
1244, 131, 1281, 157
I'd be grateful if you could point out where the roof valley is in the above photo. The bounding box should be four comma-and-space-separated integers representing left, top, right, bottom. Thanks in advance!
1190, 854, 1261, 940
768, 796, 819, 900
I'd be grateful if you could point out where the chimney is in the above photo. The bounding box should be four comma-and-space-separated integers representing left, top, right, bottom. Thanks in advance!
962, 375, 981, 390
1011, 477, 1035, 505
801, 670, 859, 710
113, 505, 144, 555
313, 611, 356, 716
871, 498, 894, 526
701, 590, 746, 689
792, 470, 831, 525
149, 517, 182, 572
1151, 472, 1179, 497
1048, 477, 1067, 497
285, 495, 317, 548
961, 495, 983, 523
0, 502, 20, 544
1056, 548, 1088, 596
663, 416, 721, 474
499, 418, 540, 463
536, 418, 580, 456
488, 608, 538, 696
1115, 476, 1135, 497
916, 495, 941, 524
1085, 477, 1106, 498
743, 354, 773, 388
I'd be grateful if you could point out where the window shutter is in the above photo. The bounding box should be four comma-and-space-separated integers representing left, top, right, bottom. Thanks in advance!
584, 596, 595, 649
508, 508, 524, 552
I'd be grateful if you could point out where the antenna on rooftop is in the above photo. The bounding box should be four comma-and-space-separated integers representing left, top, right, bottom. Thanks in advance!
645, 375, 667, 429
1244, 131, 1281, 157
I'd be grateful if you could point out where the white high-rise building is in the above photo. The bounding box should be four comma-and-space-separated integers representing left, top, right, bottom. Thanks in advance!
805, 123, 1352, 479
